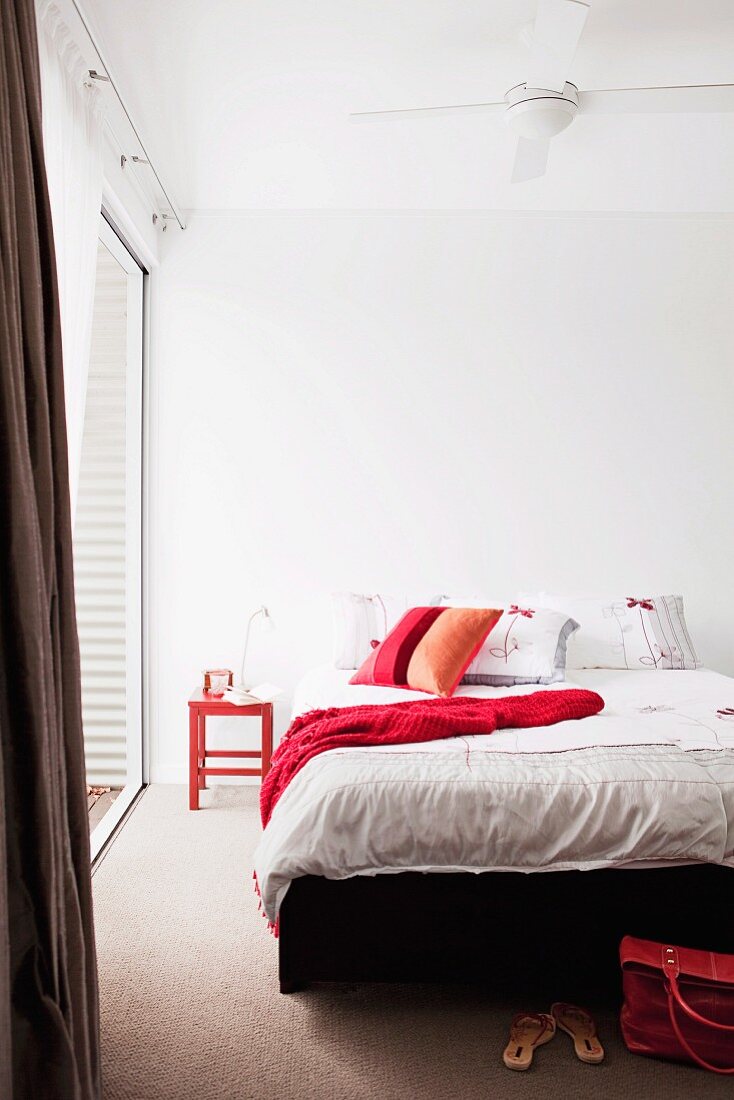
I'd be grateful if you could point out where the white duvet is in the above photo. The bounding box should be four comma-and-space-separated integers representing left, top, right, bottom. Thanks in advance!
253, 666, 734, 923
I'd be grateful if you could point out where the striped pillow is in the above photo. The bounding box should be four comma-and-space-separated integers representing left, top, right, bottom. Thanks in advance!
350, 606, 503, 697
521, 593, 700, 671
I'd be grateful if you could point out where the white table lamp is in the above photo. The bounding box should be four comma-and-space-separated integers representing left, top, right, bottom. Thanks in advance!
239, 605, 274, 689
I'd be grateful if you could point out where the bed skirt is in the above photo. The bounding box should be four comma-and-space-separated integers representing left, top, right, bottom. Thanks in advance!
277, 865, 734, 997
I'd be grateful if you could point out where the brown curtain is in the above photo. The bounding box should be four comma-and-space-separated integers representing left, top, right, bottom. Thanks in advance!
0, 1, 101, 1097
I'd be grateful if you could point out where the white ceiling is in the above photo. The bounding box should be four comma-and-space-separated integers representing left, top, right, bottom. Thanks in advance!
81, 0, 734, 212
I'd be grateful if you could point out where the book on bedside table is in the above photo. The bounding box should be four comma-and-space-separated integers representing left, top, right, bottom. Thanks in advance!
223, 683, 282, 706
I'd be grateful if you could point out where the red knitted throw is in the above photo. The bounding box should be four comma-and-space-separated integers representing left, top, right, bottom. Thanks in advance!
260, 688, 604, 826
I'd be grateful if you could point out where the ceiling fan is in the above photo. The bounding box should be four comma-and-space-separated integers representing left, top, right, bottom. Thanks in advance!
350, 0, 734, 183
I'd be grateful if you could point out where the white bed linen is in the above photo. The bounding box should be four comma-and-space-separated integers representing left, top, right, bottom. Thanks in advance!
254, 666, 734, 923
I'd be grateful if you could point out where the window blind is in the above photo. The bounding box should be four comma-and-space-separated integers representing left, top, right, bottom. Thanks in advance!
73, 241, 128, 787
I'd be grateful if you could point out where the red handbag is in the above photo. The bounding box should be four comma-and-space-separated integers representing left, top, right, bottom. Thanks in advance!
620, 935, 734, 1074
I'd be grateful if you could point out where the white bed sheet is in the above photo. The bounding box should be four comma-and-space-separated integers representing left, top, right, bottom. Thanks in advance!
254, 666, 734, 923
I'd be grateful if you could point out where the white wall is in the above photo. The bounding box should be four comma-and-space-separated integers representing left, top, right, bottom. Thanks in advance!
149, 211, 734, 781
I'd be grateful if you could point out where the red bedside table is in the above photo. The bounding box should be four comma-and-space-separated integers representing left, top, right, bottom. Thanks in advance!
188, 688, 273, 810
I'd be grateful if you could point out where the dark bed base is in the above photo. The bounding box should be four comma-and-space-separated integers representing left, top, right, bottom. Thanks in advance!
278, 865, 734, 999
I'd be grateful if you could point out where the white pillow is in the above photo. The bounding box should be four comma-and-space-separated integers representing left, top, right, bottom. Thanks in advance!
331, 593, 406, 670
521, 593, 701, 670
439, 597, 578, 685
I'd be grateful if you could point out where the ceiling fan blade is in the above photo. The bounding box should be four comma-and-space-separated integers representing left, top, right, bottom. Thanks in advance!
349, 101, 505, 122
511, 136, 550, 183
526, 0, 590, 93
580, 82, 734, 115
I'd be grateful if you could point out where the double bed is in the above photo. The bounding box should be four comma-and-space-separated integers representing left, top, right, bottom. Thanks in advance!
254, 665, 734, 994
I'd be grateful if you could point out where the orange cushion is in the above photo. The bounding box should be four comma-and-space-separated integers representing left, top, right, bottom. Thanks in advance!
407, 607, 503, 696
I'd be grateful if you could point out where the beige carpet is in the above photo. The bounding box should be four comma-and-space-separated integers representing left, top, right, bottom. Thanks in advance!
94, 785, 722, 1100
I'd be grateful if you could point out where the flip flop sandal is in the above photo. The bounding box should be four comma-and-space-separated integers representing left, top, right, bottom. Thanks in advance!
551, 1002, 605, 1064
502, 1012, 556, 1071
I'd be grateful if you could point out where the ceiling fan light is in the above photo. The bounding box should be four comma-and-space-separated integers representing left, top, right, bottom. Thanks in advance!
504, 83, 579, 140
507, 100, 576, 139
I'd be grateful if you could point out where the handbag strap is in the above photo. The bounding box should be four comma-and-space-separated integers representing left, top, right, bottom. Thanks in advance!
663, 947, 734, 1031
667, 989, 734, 1075
662, 947, 734, 1075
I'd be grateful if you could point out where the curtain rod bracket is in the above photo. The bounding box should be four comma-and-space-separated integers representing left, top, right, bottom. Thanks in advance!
72, 0, 186, 229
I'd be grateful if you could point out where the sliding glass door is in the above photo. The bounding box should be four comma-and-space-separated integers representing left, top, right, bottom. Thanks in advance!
73, 216, 144, 858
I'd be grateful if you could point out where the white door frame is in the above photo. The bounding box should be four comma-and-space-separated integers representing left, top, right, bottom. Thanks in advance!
89, 215, 145, 860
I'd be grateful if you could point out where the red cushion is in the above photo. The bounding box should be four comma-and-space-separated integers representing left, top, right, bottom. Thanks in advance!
350, 606, 503, 697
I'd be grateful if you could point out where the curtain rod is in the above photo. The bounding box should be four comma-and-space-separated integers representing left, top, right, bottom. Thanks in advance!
70, 0, 186, 230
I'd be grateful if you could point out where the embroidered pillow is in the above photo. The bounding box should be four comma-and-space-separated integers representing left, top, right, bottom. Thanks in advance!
521, 593, 700, 670
332, 592, 406, 669
439, 598, 578, 685
350, 606, 503, 697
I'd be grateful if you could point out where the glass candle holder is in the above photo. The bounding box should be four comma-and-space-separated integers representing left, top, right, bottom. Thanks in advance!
203, 668, 233, 696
